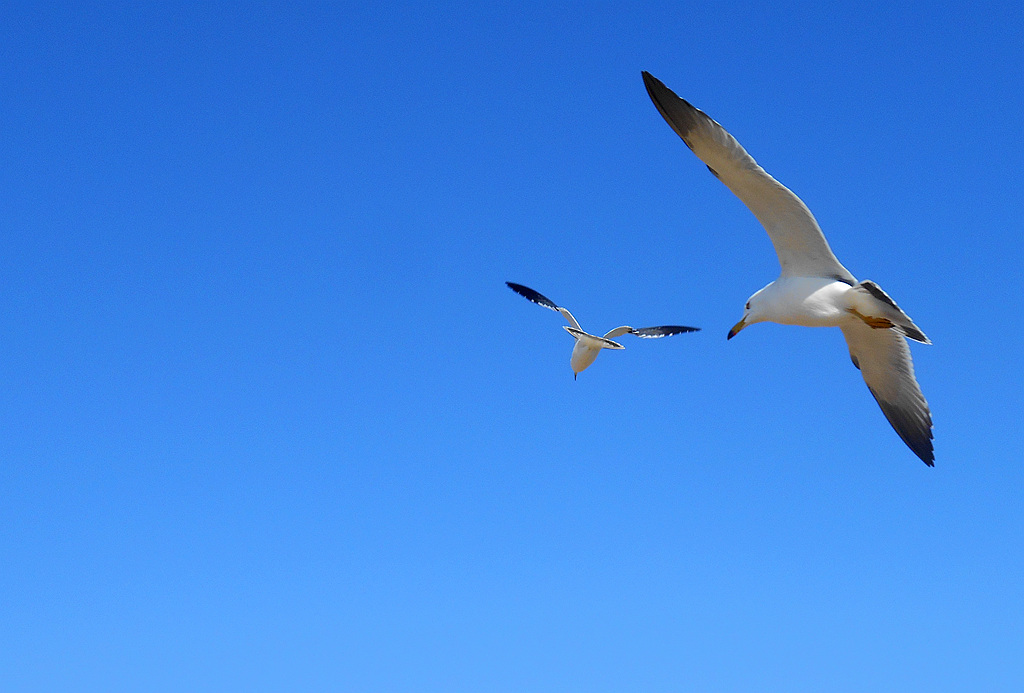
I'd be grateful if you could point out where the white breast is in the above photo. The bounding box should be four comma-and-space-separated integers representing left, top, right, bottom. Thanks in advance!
755, 277, 853, 327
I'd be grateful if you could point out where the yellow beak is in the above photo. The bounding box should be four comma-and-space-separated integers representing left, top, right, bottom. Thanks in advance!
727, 318, 748, 340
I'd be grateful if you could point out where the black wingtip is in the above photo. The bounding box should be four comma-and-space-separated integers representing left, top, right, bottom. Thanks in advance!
642, 71, 684, 106
641, 70, 660, 91
641, 71, 666, 104
506, 281, 534, 298
910, 439, 935, 467
896, 414, 935, 467
506, 281, 560, 312
631, 325, 702, 339
867, 386, 935, 466
918, 440, 936, 467
641, 71, 702, 150
663, 325, 701, 336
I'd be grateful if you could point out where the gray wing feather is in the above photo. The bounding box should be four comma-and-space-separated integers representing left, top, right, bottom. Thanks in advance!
557, 307, 582, 331
602, 326, 633, 339
642, 72, 856, 284
840, 320, 934, 465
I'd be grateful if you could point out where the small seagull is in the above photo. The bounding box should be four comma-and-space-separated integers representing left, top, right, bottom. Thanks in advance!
643, 71, 934, 465
507, 282, 700, 379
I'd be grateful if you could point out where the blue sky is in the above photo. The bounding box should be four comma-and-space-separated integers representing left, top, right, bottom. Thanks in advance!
2, 1, 1023, 690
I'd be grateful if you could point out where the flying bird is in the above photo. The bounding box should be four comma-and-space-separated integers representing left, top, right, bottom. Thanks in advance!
506, 282, 699, 379
642, 71, 934, 465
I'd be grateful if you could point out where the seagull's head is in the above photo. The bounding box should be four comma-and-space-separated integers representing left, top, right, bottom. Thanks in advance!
728, 288, 770, 340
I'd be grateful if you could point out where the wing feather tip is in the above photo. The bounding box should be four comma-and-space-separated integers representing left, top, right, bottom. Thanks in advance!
868, 385, 935, 466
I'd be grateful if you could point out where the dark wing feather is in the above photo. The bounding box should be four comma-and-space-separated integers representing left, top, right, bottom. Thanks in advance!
506, 282, 559, 311
631, 325, 701, 338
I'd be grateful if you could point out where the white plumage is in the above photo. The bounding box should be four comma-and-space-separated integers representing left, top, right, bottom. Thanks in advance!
643, 71, 933, 465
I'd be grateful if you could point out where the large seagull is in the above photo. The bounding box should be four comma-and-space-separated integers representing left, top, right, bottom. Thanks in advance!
507, 282, 699, 379
642, 71, 934, 465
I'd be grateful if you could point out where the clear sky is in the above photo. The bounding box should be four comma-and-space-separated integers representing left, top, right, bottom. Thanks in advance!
2, 1, 1023, 691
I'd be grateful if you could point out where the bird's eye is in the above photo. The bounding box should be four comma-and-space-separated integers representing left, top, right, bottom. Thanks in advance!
745, 301, 751, 310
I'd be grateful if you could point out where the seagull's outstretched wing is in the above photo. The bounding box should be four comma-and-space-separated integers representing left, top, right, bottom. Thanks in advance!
506, 282, 581, 330
603, 325, 701, 339
566, 327, 624, 349
840, 320, 934, 465
642, 71, 855, 284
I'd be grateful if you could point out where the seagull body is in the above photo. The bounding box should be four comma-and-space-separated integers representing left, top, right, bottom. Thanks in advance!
642, 71, 934, 465
506, 282, 699, 379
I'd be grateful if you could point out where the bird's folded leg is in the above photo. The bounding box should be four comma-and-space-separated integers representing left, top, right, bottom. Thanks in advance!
847, 308, 895, 330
